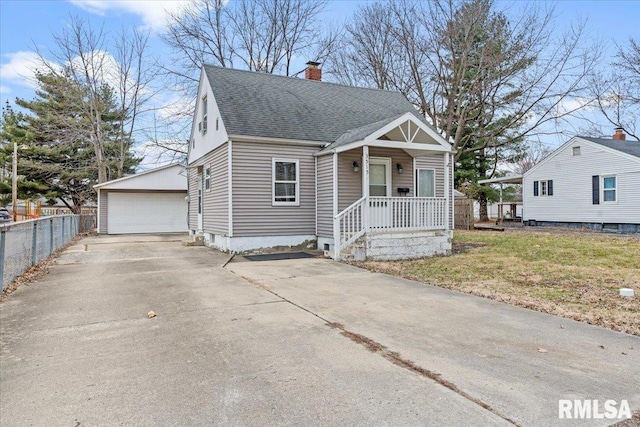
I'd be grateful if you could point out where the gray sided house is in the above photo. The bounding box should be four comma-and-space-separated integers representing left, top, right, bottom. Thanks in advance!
187, 64, 455, 260
523, 131, 640, 233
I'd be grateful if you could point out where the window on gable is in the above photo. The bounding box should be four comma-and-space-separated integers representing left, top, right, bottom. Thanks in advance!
205, 166, 211, 191
540, 180, 547, 196
572, 146, 580, 156
603, 176, 616, 202
273, 159, 299, 206
201, 96, 208, 133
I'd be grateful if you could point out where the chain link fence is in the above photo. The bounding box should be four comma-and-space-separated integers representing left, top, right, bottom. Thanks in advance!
0, 215, 95, 290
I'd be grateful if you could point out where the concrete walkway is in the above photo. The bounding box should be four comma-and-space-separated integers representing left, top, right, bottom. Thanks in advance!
1, 235, 638, 426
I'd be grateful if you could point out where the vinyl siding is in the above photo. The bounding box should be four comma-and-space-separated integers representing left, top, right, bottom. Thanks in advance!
201, 143, 228, 234
370, 147, 414, 197
414, 154, 446, 197
187, 167, 199, 231
98, 190, 108, 233
232, 142, 318, 237
523, 140, 640, 224
337, 148, 363, 211
317, 155, 334, 238
337, 147, 417, 211
416, 153, 452, 229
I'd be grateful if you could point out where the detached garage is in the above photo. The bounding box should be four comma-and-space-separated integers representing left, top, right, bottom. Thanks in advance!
94, 164, 187, 234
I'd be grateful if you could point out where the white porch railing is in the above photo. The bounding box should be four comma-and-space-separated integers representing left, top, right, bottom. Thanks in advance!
333, 196, 447, 258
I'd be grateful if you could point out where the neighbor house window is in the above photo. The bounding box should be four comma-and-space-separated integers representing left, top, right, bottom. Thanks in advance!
205, 166, 211, 191
602, 175, 616, 202
572, 146, 580, 156
416, 169, 435, 197
272, 159, 299, 205
533, 180, 553, 196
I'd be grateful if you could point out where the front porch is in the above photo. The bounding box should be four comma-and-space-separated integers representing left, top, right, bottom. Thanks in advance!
334, 196, 452, 261
315, 112, 455, 261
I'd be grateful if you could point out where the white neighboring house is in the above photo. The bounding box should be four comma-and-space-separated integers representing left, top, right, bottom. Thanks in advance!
94, 164, 187, 234
523, 131, 640, 233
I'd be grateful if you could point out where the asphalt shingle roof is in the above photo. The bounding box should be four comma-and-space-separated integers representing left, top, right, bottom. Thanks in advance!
580, 136, 640, 158
204, 65, 418, 143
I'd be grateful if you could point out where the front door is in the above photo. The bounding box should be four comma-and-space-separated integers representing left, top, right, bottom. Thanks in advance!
369, 157, 392, 228
197, 175, 203, 231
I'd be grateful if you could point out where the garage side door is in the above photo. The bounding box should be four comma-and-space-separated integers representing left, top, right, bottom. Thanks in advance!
107, 192, 187, 234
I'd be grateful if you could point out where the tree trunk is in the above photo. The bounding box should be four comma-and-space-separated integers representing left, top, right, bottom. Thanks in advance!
479, 193, 489, 222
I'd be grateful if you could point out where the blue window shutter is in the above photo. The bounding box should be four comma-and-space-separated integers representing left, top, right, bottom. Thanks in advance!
548, 180, 553, 196
533, 181, 539, 196
592, 175, 599, 204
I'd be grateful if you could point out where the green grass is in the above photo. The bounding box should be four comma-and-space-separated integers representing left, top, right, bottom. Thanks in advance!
357, 230, 640, 335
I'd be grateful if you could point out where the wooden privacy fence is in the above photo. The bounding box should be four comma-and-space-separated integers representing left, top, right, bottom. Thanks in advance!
454, 198, 474, 230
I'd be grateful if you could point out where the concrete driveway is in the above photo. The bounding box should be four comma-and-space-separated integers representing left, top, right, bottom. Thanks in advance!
1, 235, 638, 426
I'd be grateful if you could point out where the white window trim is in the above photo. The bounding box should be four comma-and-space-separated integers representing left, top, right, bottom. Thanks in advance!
369, 157, 392, 197
572, 146, 580, 156
601, 175, 617, 204
416, 168, 436, 198
535, 179, 552, 197
272, 158, 300, 206
202, 95, 208, 134
204, 166, 211, 191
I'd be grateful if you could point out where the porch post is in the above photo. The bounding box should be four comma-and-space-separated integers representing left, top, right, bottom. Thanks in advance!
333, 152, 339, 259
362, 146, 369, 231
444, 153, 450, 231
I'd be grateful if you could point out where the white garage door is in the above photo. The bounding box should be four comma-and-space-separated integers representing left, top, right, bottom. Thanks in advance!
107, 192, 187, 234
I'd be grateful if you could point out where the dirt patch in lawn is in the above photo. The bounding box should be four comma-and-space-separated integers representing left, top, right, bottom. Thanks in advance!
355, 230, 640, 336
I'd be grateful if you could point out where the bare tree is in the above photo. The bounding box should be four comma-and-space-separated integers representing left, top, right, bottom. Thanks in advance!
587, 38, 640, 140
34, 15, 155, 182
329, 0, 600, 220
163, 0, 328, 87
507, 141, 554, 174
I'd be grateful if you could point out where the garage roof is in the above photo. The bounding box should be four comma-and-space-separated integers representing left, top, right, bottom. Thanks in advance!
94, 164, 187, 191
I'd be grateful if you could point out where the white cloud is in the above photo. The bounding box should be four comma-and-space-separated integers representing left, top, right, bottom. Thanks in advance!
0, 51, 44, 88
0, 86, 11, 94
68, 0, 191, 32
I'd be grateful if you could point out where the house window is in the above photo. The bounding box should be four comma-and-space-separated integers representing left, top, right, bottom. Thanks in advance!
533, 180, 553, 196
416, 169, 435, 197
572, 146, 580, 156
201, 96, 208, 133
602, 176, 616, 202
272, 159, 299, 206
205, 166, 211, 191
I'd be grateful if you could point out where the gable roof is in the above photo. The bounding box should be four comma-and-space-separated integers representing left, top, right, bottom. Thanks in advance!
578, 136, 640, 158
93, 164, 186, 191
203, 65, 422, 143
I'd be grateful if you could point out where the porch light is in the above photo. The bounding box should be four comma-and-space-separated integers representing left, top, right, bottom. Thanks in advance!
352, 161, 360, 173
396, 163, 404, 174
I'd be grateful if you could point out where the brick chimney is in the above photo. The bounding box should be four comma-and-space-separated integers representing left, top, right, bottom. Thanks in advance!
612, 127, 626, 140
305, 61, 321, 81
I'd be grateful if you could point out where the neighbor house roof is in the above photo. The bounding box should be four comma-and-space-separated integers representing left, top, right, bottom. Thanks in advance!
578, 136, 640, 158
204, 65, 424, 143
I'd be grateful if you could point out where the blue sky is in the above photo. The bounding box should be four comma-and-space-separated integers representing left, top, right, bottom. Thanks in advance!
1, 0, 638, 157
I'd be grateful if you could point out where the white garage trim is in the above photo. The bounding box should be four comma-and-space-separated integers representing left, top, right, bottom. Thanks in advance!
107, 191, 187, 234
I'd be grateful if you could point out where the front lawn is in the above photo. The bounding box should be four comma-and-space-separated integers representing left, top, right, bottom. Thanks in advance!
356, 230, 640, 335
